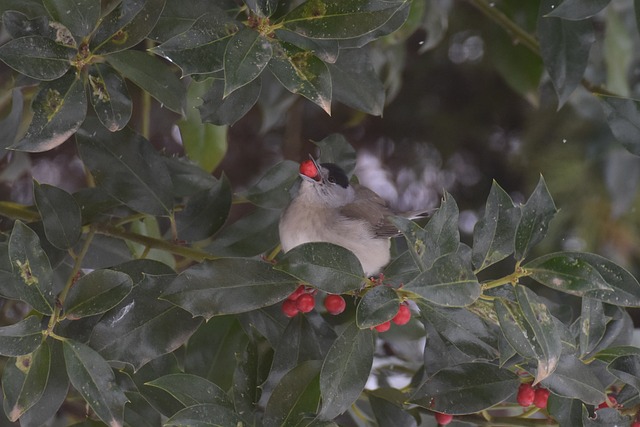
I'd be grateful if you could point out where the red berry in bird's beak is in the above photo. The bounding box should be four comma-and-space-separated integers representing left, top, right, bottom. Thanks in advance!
299, 160, 319, 180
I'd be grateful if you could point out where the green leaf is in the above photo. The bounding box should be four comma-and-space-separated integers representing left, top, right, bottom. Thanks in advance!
198, 76, 261, 126
547, 395, 585, 427
495, 287, 561, 384
0, 88, 24, 149
410, 362, 519, 414
539, 354, 606, 404
63, 339, 128, 426
594, 346, 640, 363
268, 42, 331, 114
405, 252, 480, 307
64, 269, 133, 319
151, 9, 237, 76
163, 259, 298, 319
43, 0, 100, 38
106, 50, 185, 114
165, 403, 244, 427
608, 354, 640, 391
0, 35, 74, 80
582, 406, 632, 426
89, 275, 202, 371
514, 175, 558, 260
327, 48, 384, 116
599, 96, 640, 156
13, 71, 86, 152
87, 63, 132, 132
275, 29, 340, 64
33, 181, 81, 249
0, 316, 43, 357
472, 180, 520, 271
546, 0, 611, 20
526, 252, 640, 305
356, 285, 399, 329
76, 118, 174, 215
2, 343, 50, 422
538, 0, 594, 106
579, 298, 606, 357
90, 0, 166, 54
282, 0, 410, 40
145, 374, 232, 408
264, 360, 322, 427
241, 160, 299, 209
224, 26, 272, 97
313, 133, 357, 177
275, 242, 365, 294
246, 0, 278, 18
8, 221, 55, 315
163, 155, 217, 197
176, 176, 232, 242
368, 389, 416, 427
319, 323, 374, 420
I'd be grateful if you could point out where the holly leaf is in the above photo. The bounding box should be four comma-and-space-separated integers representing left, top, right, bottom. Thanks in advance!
43, 0, 100, 38
515, 175, 557, 260
0, 35, 74, 80
87, 63, 132, 132
224, 27, 272, 97
33, 181, 82, 250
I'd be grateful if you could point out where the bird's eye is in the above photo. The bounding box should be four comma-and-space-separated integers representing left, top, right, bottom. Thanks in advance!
328, 176, 336, 183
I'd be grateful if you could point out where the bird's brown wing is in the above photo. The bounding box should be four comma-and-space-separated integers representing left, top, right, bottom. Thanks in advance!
339, 185, 400, 238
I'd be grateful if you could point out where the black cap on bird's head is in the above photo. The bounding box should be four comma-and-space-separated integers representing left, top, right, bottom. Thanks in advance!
299, 157, 350, 189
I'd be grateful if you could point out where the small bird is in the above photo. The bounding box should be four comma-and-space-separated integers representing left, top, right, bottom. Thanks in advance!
279, 157, 401, 276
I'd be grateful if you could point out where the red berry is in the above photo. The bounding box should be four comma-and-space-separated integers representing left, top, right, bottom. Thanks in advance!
288, 285, 306, 301
392, 303, 411, 325
295, 293, 315, 313
374, 321, 391, 332
281, 299, 299, 317
299, 160, 318, 179
631, 421, 640, 427
597, 395, 618, 410
324, 294, 346, 315
517, 383, 535, 407
434, 412, 453, 425
533, 387, 550, 409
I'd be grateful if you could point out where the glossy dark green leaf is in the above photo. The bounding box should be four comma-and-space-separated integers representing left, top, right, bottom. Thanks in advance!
319, 323, 374, 420
152, 9, 237, 76
599, 96, 640, 156
583, 406, 631, 426
90, 0, 165, 54
224, 27, 272, 97
107, 50, 185, 114
538, 0, 594, 106
2, 342, 50, 421
356, 285, 399, 329
0, 35, 74, 80
87, 63, 132, 132
368, 389, 416, 427
2, 11, 51, 39
514, 175, 558, 260
411, 362, 518, 414
204, 207, 281, 257
264, 360, 322, 427
405, 252, 480, 307
593, 346, 640, 363
526, 252, 640, 305
0, 88, 23, 149
43, 0, 99, 38
19, 340, 69, 427
63, 339, 128, 426
165, 403, 244, 427
0, 316, 43, 357
198, 76, 261, 126
246, 0, 278, 17
163, 258, 298, 319
90, 275, 201, 371
313, 133, 357, 177
33, 182, 81, 250
268, 42, 331, 114
275, 29, 340, 64
241, 160, 299, 208
608, 354, 640, 391
275, 242, 365, 294
233, 341, 264, 420
176, 176, 232, 241
13, 72, 86, 153
547, 395, 585, 427
472, 180, 520, 271
124, 392, 162, 427
8, 221, 55, 315
327, 48, 384, 116
419, 302, 499, 360
495, 286, 561, 384
579, 298, 606, 357
539, 354, 606, 404
282, 0, 409, 40
163, 155, 217, 198
76, 118, 174, 215
64, 269, 133, 319
146, 374, 232, 408
148, 0, 226, 42
546, 0, 611, 20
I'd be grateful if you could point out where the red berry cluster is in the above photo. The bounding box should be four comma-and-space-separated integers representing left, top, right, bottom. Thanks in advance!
434, 412, 453, 425
373, 302, 412, 332
281, 285, 347, 318
516, 383, 550, 409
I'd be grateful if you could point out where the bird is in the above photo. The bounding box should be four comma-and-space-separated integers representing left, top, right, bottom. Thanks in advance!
279, 156, 402, 277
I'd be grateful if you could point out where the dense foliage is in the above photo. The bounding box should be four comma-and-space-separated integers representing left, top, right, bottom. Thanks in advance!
1, 0, 640, 426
